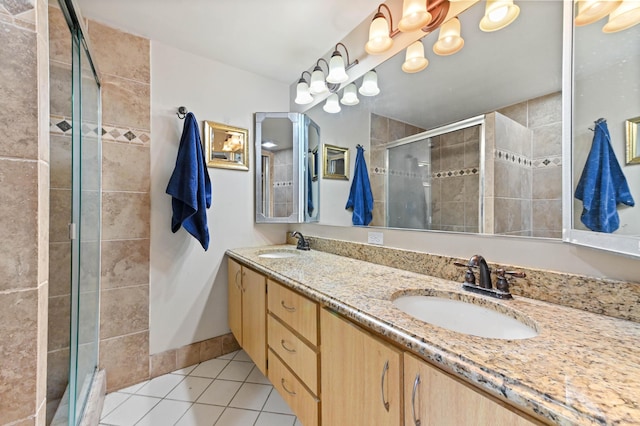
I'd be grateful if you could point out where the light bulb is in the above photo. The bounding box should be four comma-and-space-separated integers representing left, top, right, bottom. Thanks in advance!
323, 93, 341, 113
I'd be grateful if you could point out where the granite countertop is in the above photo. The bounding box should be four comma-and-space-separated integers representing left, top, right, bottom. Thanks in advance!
226, 245, 640, 426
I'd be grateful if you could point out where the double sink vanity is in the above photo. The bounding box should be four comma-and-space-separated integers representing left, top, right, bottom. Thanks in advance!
226, 241, 640, 425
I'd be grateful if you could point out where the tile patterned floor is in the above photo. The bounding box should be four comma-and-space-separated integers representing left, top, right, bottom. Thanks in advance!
100, 350, 301, 426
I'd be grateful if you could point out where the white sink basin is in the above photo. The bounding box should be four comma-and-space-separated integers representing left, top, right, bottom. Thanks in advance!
392, 295, 538, 340
258, 250, 300, 259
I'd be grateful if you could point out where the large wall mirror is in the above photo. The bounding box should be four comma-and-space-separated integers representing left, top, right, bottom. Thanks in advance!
303, 1, 564, 238
563, 1, 640, 258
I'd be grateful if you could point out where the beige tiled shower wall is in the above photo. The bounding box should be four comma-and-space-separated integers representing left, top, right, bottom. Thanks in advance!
86, 20, 152, 393
498, 92, 562, 238
0, 0, 49, 424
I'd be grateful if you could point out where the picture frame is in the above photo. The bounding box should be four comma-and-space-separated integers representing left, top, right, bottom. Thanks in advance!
626, 116, 640, 165
203, 120, 249, 171
323, 144, 349, 180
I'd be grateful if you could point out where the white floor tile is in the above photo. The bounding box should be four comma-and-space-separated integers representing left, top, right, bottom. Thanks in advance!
135, 399, 192, 426
214, 407, 260, 426
100, 395, 161, 426
232, 350, 252, 362
217, 360, 254, 382
117, 380, 148, 394
228, 383, 273, 411
100, 392, 130, 419
174, 403, 225, 426
217, 350, 238, 360
196, 379, 242, 406
165, 376, 213, 402
262, 389, 294, 415
171, 364, 198, 375
245, 366, 271, 385
135, 374, 184, 398
189, 358, 230, 379
255, 411, 296, 426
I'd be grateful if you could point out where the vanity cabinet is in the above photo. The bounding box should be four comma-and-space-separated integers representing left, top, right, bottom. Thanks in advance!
404, 352, 539, 426
321, 308, 403, 426
267, 280, 320, 426
227, 258, 267, 374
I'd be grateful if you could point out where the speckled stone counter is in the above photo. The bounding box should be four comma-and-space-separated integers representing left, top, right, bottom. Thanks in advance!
227, 245, 640, 426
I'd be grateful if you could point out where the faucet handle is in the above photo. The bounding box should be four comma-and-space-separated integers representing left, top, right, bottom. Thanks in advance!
494, 269, 526, 292
453, 261, 476, 285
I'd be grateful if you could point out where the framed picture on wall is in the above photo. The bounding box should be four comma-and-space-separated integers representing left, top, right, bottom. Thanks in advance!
203, 121, 249, 171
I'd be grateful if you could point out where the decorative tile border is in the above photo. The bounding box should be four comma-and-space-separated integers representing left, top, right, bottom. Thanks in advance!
274, 181, 293, 187
494, 148, 532, 167
50, 115, 151, 145
372, 166, 479, 180
532, 155, 562, 168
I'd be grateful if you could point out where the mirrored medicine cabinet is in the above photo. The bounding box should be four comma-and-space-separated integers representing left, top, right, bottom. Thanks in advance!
255, 112, 320, 223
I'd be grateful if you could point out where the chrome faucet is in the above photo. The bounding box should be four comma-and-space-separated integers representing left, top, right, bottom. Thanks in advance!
290, 231, 310, 250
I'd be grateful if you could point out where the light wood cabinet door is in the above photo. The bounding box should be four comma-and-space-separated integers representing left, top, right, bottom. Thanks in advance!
227, 258, 243, 345
404, 353, 539, 426
242, 267, 267, 375
321, 309, 402, 426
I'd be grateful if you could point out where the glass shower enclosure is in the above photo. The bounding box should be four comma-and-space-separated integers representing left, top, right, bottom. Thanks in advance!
49, 0, 102, 424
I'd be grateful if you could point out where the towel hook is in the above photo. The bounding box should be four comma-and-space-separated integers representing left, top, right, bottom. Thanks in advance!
177, 106, 188, 119
589, 117, 607, 132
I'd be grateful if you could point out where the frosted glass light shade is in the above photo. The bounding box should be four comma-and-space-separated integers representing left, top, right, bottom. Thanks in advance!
575, 0, 622, 26
359, 70, 380, 96
309, 66, 328, 95
433, 18, 465, 55
295, 80, 313, 105
341, 83, 360, 106
399, 0, 432, 32
323, 93, 341, 113
603, 0, 640, 32
365, 14, 393, 54
327, 52, 349, 84
402, 41, 429, 73
479, 0, 520, 32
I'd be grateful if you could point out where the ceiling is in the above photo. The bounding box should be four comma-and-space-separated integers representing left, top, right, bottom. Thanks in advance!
74, 0, 383, 84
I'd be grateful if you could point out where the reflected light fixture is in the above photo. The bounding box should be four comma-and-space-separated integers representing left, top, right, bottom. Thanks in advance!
323, 93, 341, 113
295, 71, 313, 105
359, 70, 381, 96
602, 0, 640, 32
433, 17, 465, 55
262, 141, 277, 149
366, 4, 398, 54
479, 0, 520, 32
309, 58, 330, 95
399, 0, 432, 32
575, 0, 622, 26
402, 40, 429, 73
341, 83, 360, 105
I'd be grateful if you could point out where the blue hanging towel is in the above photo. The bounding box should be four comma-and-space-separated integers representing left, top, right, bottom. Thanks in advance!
574, 119, 634, 233
166, 112, 212, 250
345, 145, 374, 226
307, 163, 314, 216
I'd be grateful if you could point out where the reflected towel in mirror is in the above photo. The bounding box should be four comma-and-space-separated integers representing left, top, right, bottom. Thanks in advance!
574, 120, 634, 233
166, 112, 212, 249
345, 145, 374, 226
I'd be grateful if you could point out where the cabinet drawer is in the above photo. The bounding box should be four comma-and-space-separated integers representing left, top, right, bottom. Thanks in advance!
268, 314, 318, 394
268, 280, 318, 345
269, 349, 318, 426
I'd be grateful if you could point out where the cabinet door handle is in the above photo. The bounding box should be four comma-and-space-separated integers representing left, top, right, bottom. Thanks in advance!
411, 373, 421, 426
281, 378, 296, 396
280, 300, 296, 312
380, 360, 390, 412
235, 270, 242, 291
280, 339, 297, 354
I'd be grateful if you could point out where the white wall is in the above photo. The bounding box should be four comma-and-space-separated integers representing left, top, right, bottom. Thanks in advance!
150, 42, 289, 354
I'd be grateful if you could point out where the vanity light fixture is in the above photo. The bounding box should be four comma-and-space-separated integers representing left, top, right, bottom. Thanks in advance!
575, 0, 622, 26
479, 0, 520, 32
402, 40, 429, 73
341, 83, 360, 105
602, 0, 640, 32
327, 43, 358, 84
295, 71, 314, 105
433, 17, 465, 55
309, 58, 332, 95
399, 0, 432, 31
366, 4, 399, 54
323, 93, 342, 113
359, 70, 381, 96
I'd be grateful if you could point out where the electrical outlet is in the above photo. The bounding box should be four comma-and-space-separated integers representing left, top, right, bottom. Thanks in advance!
368, 231, 384, 245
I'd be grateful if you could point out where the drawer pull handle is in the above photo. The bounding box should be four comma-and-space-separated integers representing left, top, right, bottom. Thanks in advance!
411, 373, 421, 426
281, 339, 297, 354
281, 378, 296, 396
380, 360, 390, 412
281, 300, 296, 312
